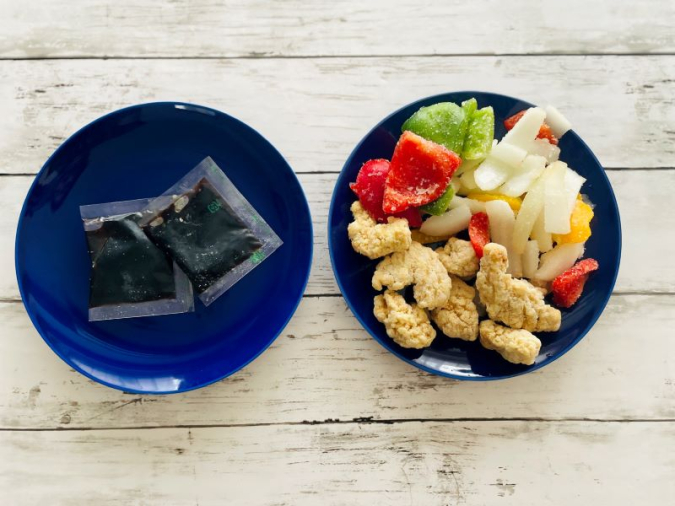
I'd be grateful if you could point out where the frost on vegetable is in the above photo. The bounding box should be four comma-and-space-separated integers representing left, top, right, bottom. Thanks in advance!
490, 141, 528, 169
420, 184, 455, 216
462, 106, 495, 161
401, 102, 469, 155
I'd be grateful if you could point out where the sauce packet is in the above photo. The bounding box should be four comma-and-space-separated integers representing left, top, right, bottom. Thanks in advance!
138, 157, 283, 306
80, 198, 194, 321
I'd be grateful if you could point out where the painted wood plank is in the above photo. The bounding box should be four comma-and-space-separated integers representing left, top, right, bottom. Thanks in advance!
2, 169, 674, 300
0, 57, 674, 176
1, 294, 673, 429
1, 421, 672, 505
1, 1, 674, 58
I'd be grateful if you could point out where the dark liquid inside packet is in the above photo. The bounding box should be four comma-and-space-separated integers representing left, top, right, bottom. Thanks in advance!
144, 181, 263, 294
87, 217, 176, 308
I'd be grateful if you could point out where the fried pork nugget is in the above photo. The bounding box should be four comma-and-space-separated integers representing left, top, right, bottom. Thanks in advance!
373, 290, 436, 349
348, 201, 412, 259
372, 242, 451, 309
430, 276, 479, 341
479, 320, 541, 365
476, 243, 561, 332
435, 237, 480, 279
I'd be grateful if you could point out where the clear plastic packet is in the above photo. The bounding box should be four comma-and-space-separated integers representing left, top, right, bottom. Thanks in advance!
80, 198, 194, 321
138, 157, 283, 306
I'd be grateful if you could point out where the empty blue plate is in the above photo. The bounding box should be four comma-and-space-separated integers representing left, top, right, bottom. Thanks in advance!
329, 91, 621, 380
16, 102, 313, 393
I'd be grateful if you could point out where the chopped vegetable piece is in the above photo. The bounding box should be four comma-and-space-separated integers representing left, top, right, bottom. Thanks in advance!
490, 141, 528, 168
448, 196, 486, 214
531, 211, 553, 252
461, 98, 478, 117
350, 158, 422, 226
522, 240, 540, 279
420, 205, 472, 236
466, 192, 522, 212
544, 105, 572, 138
504, 109, 558, 145
383, 131, 461, 214
544, 161, 571, 234
485, 200, 522, 276
502, 108, 547, 149
402, 102, 469, 154
564, 168, 586, 216
551, 258, 599, 308
499, 154, 547, 197
458, 167, 479, 193
512, 173, 547, 254
468, 212, 490, 259
525, 138, 560, 163
474, 157, 512, 191
534, 243, 584, 282
420, 184, 455, 216
552, 200, 594, 244
463, 106, 495, 161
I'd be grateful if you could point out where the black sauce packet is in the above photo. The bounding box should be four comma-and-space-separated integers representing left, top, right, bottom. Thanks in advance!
138, 157, 283, 306
80, 199, 194, 321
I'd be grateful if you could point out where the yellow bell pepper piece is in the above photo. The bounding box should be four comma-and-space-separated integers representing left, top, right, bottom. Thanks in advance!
466, 192, 522, 211
552, 200, 594, 244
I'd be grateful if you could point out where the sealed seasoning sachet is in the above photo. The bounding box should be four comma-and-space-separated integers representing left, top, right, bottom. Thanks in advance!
81, 199, 194, 321
139, 157, 283, 306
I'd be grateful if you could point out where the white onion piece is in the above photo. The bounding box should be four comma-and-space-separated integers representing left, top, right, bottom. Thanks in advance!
564, 168, 586, 214
534, 243, 585, 281
448, 196, 486, 214
455, 158, 481, 177
512, 172, 547, 254
545, 105, 572, 138
502, 107, 546, 148
531, 212, 553, 252
485, 200, 522, 278
458, 167, 478, 193
526, 138, 560, 163
420, 205, 472, 236
544, 161, 571, 234
490, 142, 528, 168
474, 157, 513, 191
522, 240, 540, 279
499, 155, 547, 197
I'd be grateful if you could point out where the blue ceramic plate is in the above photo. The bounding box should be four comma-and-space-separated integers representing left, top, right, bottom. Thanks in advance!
329, 92, 621, 380
16, 102, 313, 394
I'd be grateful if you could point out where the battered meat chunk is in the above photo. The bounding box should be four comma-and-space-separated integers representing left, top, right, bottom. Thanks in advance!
373, 290, 436, 349
435, 237, 480, 279
372, 242, 451, 309
476, 243, 561, 332
479, 320, 541, 365
430, 276, 479, 341
348, 201, 411, 259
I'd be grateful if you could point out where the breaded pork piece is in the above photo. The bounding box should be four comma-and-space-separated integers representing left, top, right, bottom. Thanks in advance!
372, 242, 451, 309
479, 320, 541, 365
347, 201, 412, 260
374, 290, 436, 349
476, 243, 561, 332
430, 276, 479, 341
435, 237, 480, 279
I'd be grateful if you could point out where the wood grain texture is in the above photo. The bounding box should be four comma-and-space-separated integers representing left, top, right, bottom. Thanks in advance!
1, 294, 673, 430
1, 1, 674, 58
0, 57, 674, 176
1, 421, 673, 505
2, 169, 674, 300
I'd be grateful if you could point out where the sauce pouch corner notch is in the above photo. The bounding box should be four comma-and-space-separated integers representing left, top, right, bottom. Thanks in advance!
80, 198, 194, 322
139, 157, 283, 306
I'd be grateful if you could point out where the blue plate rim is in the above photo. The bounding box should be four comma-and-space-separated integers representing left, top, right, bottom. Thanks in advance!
328, 90, 622, 381
15, 100, 314, 394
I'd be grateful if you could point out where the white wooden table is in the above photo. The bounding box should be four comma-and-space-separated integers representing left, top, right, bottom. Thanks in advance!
1, 2, 674, 504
